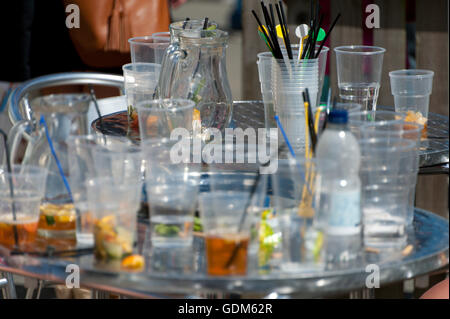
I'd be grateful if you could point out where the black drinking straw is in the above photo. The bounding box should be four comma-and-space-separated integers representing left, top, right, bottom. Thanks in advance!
269, 3, 276, 31
309, 13, 323, 59
275, 3, 292, 60
261, 1, 283, 59
252, 10, 276, 55
278, 1, 293, 58
0, 129, 19, 248
303, 89, 317, 153
182, 17, 190, 29
224, 143, 288, 269
315, 13, 341, 58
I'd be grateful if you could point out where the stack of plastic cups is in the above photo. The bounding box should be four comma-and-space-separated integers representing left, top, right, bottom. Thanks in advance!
272, 57, 319, 156
257, 45, 329, 133
257, 52, 276, 130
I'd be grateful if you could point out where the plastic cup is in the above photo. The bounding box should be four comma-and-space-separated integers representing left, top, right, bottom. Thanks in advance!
151, 32, 171, 43
199, 162, 267, 276
389, 69, 434, 119
0, 165, 48, 248
128, 36, 169, 64
332, 102, 362, 114
86, 176, 142, 261
359, 137, 417, 247
142, 138, 200, 248
123, 63, 161, 124
67, 134, 126, 245
271, 158, 337, 271
360, 122, 422, 225
348, 110, 406, 139
334, 46, 386, 111
136, 99, 195, 141
92, 142, 143, 186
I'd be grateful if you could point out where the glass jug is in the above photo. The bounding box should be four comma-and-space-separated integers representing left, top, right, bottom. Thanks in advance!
158, 23, 233, 136
7, 94, 91, 238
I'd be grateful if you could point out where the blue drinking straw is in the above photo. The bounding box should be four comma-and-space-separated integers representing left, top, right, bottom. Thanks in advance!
39, 115, 73, 202
274, 115, 312, 196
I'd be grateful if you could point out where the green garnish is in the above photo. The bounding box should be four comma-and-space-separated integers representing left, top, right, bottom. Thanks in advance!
194, 217, 203, 232
45, 215, 55, 226
155, 224, 180, 236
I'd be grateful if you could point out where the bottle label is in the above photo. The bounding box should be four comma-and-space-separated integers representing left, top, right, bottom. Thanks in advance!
328, 190, 361, 233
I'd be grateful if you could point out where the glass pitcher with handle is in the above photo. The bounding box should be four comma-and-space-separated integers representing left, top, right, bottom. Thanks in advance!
7, 94, 91, 238
158, 22, 233, 136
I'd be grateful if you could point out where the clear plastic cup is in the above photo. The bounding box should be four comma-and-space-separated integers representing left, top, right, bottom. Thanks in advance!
151, 32, 171, 43
199, 163, 267, 276
348, 110, 406, 139
360, 122, 423, 226
92, 142, 143, 185
271, 158, 336, 271
142, 138, 200, 248
128, 36, 170, 64
335, 46, 386, 111
123, 63, 161, 124
136, 99, 195, 141
389, 69, 434, 119
276, 105, 318, 157
331, 102, 362, 114
67, 134, 123, 245
86, 176, 142, 261
359, 137, 417, 248
0, 165, 48, 248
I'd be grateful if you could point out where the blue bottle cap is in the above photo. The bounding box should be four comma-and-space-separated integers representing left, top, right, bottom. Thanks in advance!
328, 110, 348, 124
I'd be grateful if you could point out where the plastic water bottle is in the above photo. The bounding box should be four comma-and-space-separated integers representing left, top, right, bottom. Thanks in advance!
315, 110, 362, 263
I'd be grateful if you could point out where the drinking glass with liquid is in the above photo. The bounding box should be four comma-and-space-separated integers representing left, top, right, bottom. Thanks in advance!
334, 46, 386, 111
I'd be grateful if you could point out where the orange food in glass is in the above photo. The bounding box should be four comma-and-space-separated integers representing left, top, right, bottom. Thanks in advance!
38, 203, 76, 235
405, 111, 428, 139
205, 233, 249, 276
0, 214, 39, 248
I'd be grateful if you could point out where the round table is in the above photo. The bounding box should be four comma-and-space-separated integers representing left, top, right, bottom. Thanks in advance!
0, 208, 448, 298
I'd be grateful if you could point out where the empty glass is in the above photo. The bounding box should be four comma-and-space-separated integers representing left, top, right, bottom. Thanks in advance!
0, 165, 48, 248
359, 137, 417, 247
335, 46, 386, 111
360, 122, 423, 225
128, 36, 170, 64
389, 69, 434, 120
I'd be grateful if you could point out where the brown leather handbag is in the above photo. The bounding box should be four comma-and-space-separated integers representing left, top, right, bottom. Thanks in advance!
64, 0, 170, 69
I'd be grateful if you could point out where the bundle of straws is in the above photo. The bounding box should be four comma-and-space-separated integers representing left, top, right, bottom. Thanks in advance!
252, 0, 340, 62
253, 0, 341, 154
255, 1, 341, 222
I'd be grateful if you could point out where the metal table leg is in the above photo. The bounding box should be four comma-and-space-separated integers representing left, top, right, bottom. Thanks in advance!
349, 288, 374, 299
0, 272, 17, 299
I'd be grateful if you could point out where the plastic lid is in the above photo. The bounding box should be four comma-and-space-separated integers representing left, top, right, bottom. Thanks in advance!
328, 110, 348, 124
